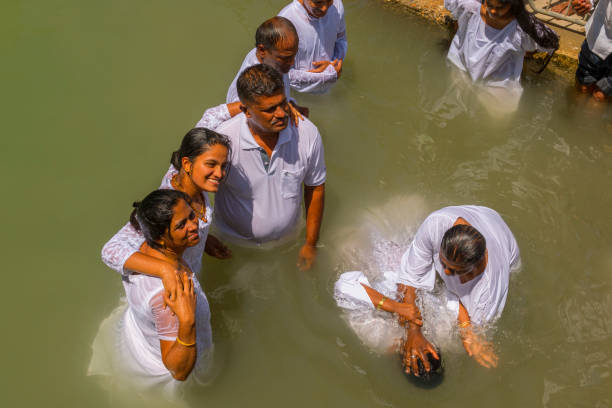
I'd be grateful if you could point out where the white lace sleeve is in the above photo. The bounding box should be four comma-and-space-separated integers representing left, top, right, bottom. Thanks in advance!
194, 103, 231, 130
100, 222, 145, 274
149, 290, 179, 341
288, 65, 338, 93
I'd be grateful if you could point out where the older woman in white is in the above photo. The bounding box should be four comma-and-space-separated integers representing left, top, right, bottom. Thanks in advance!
335, 205, 520, 374
279, 0, 348, 93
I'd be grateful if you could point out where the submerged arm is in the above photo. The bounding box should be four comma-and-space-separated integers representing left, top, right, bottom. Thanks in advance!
457, 302, 498, 368
298, 184, 325, 270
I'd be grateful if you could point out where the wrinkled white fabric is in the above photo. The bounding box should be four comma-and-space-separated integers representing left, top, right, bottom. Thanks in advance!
212, 113, 326, 247
88, 272, 213, 394
279, 0, 348, 93
100, 168, 213, 276
226, 48, 292, 103
445, 0, 551, 93
398, 205, 520, 324
586, 0, 612, 59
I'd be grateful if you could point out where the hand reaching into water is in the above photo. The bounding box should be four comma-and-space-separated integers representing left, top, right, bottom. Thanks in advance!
163, 273, 197, 326
461, 328, 499, 368
204, 234, 232, 259
402, 328, 440, 376
297, 244, 317, 271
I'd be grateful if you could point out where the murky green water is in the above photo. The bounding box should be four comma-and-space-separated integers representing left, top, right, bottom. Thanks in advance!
3, 0, 612, 407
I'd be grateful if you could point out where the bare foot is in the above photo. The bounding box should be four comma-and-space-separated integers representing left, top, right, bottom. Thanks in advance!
576, 81, 595, 94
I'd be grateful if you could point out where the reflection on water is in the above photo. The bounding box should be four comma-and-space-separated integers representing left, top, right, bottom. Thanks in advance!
3, 0, 612, 407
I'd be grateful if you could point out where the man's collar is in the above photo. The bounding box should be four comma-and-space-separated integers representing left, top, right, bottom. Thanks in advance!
239, 117, 294, 151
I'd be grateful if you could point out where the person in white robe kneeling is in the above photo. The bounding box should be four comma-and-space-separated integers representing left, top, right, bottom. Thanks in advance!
335, 205, 520, 375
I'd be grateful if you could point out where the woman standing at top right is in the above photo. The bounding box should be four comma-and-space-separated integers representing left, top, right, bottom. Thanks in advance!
445, 0, 559, 111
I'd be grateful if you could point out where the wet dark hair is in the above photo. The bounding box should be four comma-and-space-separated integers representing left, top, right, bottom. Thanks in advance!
129, 189, 191, 250
440, 224, 486, 273
170, 127, 231, 174
255, 16, 298, 50
484, 0, 559, 72
236, 64, 285, 105
403, 348, 444, 388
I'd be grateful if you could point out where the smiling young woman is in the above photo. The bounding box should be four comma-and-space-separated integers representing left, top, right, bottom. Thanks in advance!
101, 128, 233, 298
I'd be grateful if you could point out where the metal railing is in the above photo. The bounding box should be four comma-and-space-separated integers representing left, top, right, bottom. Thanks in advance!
526, 0, 590, 26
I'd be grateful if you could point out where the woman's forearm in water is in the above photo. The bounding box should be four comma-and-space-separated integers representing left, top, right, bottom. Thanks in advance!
360, 283, 401, 314
160, 320, 197, 381
360, 283, 423, 326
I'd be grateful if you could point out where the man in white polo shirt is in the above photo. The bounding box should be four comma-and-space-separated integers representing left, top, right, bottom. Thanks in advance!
278, 0, 348, 94
215, 64, 326, 270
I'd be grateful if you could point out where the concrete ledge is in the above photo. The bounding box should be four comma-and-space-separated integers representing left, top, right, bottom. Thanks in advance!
376, 0, 582, 78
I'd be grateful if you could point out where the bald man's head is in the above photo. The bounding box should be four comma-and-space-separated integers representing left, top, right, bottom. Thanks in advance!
255, 16, 298, 74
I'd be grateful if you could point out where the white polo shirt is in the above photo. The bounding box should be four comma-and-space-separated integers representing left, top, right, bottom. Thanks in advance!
213, 113, 326, 246
226, 48, 292, 103
279, 0, 348, 93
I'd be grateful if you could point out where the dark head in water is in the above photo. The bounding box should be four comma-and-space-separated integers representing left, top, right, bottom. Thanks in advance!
403, 349, 444, 388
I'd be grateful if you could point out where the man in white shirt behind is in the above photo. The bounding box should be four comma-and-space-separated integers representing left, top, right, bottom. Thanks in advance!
215, 64, 326, 270
279, 0, 348, 93
227, 17, 309, 118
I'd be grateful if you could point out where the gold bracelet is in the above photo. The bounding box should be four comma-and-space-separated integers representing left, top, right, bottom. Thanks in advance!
458, 320, 471, 328
176, 336, 196, 347
377, 296, 386, 310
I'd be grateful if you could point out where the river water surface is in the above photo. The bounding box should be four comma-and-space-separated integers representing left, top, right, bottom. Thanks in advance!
3, 0, 612, 407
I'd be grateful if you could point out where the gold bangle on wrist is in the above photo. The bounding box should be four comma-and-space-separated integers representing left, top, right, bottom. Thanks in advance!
458, 320, 471, 328
377, 296, 387, 310
176, 336, 196, 347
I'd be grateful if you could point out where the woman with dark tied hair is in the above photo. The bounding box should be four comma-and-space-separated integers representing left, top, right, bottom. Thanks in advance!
444, 0, 559, 110
101, 127, 232, 295
335, 206, 520, 375
91, 190, 215, 392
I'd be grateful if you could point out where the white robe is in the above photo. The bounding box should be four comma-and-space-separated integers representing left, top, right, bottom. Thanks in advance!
278, 0, 348, 93
398, 205, 521, 324
445, 0, 552, 97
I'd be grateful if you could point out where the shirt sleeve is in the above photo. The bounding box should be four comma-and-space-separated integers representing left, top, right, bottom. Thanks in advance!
333, 4, 348, 60
397, 213, 450, 290
101, 222, 145, 275
444, 0, 481, 19
304, 128, 326, 186
194, 103, 231, 129
149, 290, 179, 341
288, 65, 338, 93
